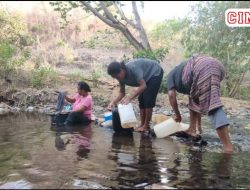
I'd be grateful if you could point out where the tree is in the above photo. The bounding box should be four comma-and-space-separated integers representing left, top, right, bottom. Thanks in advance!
182, 1, 250, 97
50, 1, 151, 51
150, 18, 189, 50
0, 9, 32, 78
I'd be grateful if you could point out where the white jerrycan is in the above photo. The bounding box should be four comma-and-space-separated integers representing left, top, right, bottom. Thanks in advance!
153, 118, 189, 138
118, 103, 137, 128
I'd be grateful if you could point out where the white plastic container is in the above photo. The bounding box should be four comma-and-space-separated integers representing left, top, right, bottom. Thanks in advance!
153, 118, 189, 138
118, 103, 137, 128
101, 120, 112, 127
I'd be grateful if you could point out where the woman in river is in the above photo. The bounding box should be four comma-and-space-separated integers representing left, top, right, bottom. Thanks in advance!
63, 81, 93, 126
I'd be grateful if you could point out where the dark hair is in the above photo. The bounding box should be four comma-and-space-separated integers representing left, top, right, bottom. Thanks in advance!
107, 61, 126, 75
78, 81, 91, 92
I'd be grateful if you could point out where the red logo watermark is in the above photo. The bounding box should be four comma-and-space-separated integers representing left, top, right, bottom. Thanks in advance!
225, 9, 250, 27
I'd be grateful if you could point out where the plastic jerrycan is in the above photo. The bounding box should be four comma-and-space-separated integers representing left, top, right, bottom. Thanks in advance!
153, 118, 189, 138
117, 103, 137, 128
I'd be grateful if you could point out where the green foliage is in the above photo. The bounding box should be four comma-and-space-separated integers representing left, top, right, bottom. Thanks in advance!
182, 1, 250, 97
150, 18, 189, 49
158, 73, 168, 93
31, 67, 57, 88
132, 48, 168, 63
237, 86, 250, 101
91, 69, 102, 87
0, 9, 32, 75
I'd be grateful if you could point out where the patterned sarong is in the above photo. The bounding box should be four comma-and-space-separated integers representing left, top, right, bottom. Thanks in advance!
182, 55, 225, 114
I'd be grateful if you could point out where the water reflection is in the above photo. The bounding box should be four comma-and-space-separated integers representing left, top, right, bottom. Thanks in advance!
75, 124, 93, 159
51, 123, 93, 159
110, 132, 137, 188
109, 133, 161, 188
177, 149, 233, 189
136, 134, 161, 186
213, 153, 233, 188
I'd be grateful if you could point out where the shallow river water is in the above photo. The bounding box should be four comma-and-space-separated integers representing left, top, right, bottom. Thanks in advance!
0, 112, 250, 189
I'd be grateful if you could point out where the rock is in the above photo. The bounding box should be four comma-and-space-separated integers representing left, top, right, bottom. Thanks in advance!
7, 173, 22, 182
239, 111, 250, 116
163, 110, 172, 116
245, 124, 250, 130
60, 134, 72, 144
0, 108, 6, 115
22, 163, 32, 168
26, 106, 34, 112
94, 106, 104, 113
0, 179, 32, 189
0, 103, 12, 115
73, 179, 109, 189
145, 184, 177, 189
13, 107, 20, 112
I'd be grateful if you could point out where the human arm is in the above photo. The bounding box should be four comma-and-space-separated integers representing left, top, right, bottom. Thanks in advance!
107, 83, 126, 110
168, 89, 182, 122
121, 79, 147, 105
65, 95, 76, 104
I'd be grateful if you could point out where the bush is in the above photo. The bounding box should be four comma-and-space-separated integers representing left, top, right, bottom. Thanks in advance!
31, 67, 57, 88
0, 41, 30, 76
91, 69, 102, 87
0, 9, 32, 76
158, 73, 168, 93
132, 48, 168, 63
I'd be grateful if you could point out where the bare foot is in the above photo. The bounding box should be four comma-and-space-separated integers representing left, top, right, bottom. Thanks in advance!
223, 144, 234, 154
197, 125, 202, 135
136, 125, 149, 132
185, 129, 198, 137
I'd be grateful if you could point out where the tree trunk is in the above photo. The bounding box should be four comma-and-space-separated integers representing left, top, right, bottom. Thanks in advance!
229, 72, 246, 97
132, 1, 151, 50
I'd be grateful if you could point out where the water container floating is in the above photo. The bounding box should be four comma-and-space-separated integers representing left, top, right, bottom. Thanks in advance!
118, 103, 137, 128
153, 118, 189, 138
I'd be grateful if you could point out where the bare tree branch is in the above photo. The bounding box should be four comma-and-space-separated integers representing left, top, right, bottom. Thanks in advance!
113, 1, 138, 29
99, 1, 118, 23
80, 1, 145, 50
80, 1, 119, 28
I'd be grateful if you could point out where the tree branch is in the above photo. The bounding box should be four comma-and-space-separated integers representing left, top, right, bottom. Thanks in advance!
80, 1, 145, 50
80, 1, 120, 29
99, 1, 118, 23
113, 1, 138, 29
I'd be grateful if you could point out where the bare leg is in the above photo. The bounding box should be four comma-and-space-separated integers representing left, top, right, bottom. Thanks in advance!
216, 125, 234, 153
186, 109, 198, 136
137, 108, 152, 132
135, 109, 145, 131
197, 113, 202, 134
138, 109, 146, 128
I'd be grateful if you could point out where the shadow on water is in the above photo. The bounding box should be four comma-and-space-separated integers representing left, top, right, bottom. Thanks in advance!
0, 112, 250, 189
